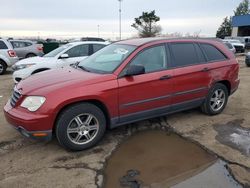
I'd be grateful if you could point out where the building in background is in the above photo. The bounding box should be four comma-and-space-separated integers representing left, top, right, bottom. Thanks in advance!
232, 14, 250, 37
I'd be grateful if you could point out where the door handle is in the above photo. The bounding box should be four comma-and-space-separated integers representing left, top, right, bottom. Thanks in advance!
160, 75, 172, 80
201, 67, 210, 72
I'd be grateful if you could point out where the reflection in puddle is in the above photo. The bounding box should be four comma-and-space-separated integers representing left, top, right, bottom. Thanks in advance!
104, 130, 241, 188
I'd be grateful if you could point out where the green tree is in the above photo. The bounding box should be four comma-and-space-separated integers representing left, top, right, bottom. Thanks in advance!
234, 0, 250, 16
216, 17, 232, 39
131, 10, 162, 37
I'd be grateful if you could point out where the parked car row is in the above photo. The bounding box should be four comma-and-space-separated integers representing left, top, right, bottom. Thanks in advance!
0, 39, 45, 74
4, 38, 240, 151
222, 39, 245, 53
12, 41, 109, 83
0, 39, 19, 75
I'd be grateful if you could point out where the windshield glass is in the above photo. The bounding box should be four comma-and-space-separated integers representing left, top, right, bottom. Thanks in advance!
78, 44, 136, 73
43, 44, 73, 57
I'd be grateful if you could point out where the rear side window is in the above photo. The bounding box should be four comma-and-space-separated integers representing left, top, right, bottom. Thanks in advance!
25, 42, 33, 47
170, 43, 199, 67
200, 43, 227, 62
0, 41, 8, 49
93, 44, 105, 53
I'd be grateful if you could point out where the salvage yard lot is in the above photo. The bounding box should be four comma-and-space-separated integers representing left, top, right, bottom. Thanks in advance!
0, 56, 250, 187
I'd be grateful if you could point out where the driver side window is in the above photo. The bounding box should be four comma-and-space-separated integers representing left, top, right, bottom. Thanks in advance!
66, 44, 89, 58
129, 45, 167, 73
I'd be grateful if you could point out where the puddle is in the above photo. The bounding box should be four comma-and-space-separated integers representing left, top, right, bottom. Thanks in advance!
214, 119, 250, 156
104, 130, 241, 188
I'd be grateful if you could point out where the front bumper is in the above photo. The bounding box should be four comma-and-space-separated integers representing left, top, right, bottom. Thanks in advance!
4, 101, 53, 141
12, 69, 31, 83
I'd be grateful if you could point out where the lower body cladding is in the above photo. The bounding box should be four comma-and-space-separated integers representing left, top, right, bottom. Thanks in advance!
14, 126, 52, 141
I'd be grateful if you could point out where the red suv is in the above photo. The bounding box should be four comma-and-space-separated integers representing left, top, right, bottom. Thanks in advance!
4, 38, 240, 150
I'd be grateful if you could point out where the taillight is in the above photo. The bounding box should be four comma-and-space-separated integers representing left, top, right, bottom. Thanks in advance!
37, 45, 43, 51
8, 50, 16, 57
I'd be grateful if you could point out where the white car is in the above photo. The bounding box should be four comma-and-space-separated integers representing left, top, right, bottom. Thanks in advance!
0, 39, 19, 75
222, 39, 245, 53
12, 41, 109, 82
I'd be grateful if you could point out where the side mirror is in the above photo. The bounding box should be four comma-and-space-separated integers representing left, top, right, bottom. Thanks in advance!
125, 65, 145, 76
59, 53, 69, 59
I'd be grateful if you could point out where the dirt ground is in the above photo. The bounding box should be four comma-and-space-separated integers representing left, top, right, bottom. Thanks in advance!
0, 56, 250, 188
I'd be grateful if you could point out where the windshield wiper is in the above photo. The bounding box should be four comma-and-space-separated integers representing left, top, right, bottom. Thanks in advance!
77, 65, 91, 72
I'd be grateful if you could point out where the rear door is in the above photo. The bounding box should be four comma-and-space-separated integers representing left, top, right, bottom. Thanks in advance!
169, 42, 211, 109
118, 45, 174, 124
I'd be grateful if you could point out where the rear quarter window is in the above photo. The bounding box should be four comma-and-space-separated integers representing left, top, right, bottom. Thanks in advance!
200, 43, 227, 62
0, 41, 8, 49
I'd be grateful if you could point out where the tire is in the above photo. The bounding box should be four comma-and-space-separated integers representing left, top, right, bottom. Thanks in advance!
201, 83, 229, 115
0, 60, 7, 75
26, 53, 36, 58
56, 103, 106, 151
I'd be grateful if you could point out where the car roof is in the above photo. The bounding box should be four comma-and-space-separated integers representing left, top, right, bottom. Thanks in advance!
116, 37, 223, 47
68, 41, 110, 46
9, 39, 34, 43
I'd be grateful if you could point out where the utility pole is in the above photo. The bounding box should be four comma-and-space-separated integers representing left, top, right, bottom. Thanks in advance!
118, 0, 122, 40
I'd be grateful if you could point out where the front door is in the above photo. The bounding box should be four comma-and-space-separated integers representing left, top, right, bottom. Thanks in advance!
118, 45, 174, 124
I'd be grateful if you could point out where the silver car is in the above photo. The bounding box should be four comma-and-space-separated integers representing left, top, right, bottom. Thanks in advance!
0, 39, 19, 75
9, 40, 44, 59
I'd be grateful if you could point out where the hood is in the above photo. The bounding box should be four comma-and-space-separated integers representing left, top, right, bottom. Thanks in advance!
15, 56, 55, 65
17, 67, 116, 95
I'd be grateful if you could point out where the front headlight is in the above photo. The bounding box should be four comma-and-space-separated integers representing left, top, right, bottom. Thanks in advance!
13, 64, 36, 71
20, 96, 46, 112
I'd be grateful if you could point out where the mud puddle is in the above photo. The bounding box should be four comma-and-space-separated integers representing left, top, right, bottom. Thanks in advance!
214, 119, 250, 156
104, 130, 242, 188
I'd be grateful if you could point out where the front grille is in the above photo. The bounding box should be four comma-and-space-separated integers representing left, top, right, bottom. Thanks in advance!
10, 89, 22, 107
234, 46, 244, 50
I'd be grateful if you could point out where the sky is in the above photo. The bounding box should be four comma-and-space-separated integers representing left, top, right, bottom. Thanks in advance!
0, 0, 243, 40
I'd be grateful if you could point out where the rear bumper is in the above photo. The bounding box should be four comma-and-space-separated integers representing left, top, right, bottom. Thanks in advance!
3, 101, 53, 141
231, 79, 240, 95
6, 57, 19, 67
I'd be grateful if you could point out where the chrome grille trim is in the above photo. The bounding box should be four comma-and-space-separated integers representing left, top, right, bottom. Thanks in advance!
10, 87, 22, 107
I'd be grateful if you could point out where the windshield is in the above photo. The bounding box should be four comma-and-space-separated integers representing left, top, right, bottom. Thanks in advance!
43, 44, 73, 57
78, 44, 136, 73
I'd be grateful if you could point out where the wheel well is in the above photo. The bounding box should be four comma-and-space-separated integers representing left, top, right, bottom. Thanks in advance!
53, 100, 111, 133
31, 68, 50, 75
217, 80, 231, 94
0, 59, 7, 67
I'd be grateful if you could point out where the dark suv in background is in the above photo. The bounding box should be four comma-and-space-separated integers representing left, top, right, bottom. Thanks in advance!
4, 38, 240, 150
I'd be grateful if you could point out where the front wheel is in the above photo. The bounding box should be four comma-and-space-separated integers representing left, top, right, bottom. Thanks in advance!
56, 103, 106, 151
201, 83, 228, 115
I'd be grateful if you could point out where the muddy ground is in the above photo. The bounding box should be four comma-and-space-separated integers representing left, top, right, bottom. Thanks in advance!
0, 56, 250, 188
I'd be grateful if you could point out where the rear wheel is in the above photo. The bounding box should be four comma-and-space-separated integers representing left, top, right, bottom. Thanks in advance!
0, 60, 7, 75
201, 83, 228, 115
56, 103, 106, 151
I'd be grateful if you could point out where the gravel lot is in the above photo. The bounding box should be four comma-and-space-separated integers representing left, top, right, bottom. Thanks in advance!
0, 56, 250, 187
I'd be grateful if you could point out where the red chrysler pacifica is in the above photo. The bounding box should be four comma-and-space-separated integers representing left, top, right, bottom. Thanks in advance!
4, 38, 240, 150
